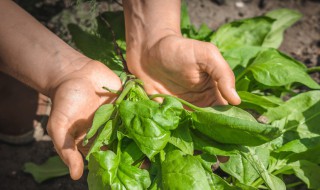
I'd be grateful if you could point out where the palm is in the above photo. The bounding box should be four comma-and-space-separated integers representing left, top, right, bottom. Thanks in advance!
46, 61, 121, 179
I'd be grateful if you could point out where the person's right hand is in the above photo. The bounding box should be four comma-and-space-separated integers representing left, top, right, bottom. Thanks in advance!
46, 59, 122, 180
126, 34, 241, 107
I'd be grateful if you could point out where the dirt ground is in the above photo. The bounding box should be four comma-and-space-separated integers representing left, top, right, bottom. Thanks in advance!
0, 0, 319, 189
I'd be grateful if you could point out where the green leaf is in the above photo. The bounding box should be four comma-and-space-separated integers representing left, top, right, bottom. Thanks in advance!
169, 121, 194, 155
192, 106, 281, 146
86, 119, 114, 160
272, 136, 320, 164
198, 154, 240, 190
119, 97, 183, 158
191, 130, 239, 156
288, 160, 320, 189
211, 17, 273, 52
235, 76, 252, 91
235, 183, 258, 190
237, 91, 281, 114
264, 91, 320, 142
240, 49, 320, 90
264, 90, 320, 122
120, 140, 144, 166
240, 148, 285, 190
24, 156, 69, 183
161, 150, 211, 190
180, 0, 191, 30
83, 104, 115, 145
262, 9, 302, 48
223, 46, 265, 70
221, 147, 269, 185
88, 151, 151, 190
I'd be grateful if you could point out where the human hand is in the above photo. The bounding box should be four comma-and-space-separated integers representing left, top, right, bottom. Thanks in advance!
126, 34, 241, 107
46, 60, 122, 180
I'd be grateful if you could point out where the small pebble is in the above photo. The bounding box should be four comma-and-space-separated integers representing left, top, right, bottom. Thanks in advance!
235, 1, 245, 8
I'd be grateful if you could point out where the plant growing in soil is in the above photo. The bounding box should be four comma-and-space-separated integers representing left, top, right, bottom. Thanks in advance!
24, 2, 320, 190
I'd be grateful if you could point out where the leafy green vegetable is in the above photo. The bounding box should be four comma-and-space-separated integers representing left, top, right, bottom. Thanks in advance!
119, 97, 184, 159
161, 150, 211, 190
211, 17, 273, 52
237, 91, 281, 114
25, 4, 319, 190
83, 104, 115, 145
192, 107, 281, 146
262, 9, 302, 48
221, 147, 269, 185
24, 156, 69, 183
169, 121, 194, 155
287, 160, 320, 189
237, 49, 320, 90
88, 150, 151, 190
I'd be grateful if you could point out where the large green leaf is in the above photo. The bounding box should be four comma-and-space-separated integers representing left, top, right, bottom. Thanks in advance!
192, 106, 281, 146
288, 160, 320, 189
24, 156, 69, 183
237, 91, 282, 114
264, 91, 320, 140
264, 91, 320, 122
119, 97, 183, 158
161, 150, 211, 190
220, 147, 269, 185
169, 120, 194, 155
271, 136, 320, 165
211, 17, 273, 52
240, 148, 286, 190
262, 9, 302, 48
191, 130, 240, 156
88, 151, 150, 190
223, 46, 265, 70
239, 49, 320, 89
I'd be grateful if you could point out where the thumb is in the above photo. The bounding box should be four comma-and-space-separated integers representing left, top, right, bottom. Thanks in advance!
199, 43, 241, 105
47, 112, 84, 180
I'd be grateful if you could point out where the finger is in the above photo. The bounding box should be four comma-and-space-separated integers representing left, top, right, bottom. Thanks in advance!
198, 43, 241, 105
47, 112, 84, 180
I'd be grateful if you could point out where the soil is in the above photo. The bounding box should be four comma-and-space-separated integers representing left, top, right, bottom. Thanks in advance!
0, 0, 319, 190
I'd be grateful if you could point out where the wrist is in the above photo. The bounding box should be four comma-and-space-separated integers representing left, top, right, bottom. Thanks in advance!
123, 0, 182, 58
45, 54, 91, 97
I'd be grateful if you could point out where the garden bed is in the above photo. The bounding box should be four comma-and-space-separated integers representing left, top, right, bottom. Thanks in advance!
0, 0, 319, 189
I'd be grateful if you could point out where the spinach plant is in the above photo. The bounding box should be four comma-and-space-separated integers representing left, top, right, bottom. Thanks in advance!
24, 2, 320, 190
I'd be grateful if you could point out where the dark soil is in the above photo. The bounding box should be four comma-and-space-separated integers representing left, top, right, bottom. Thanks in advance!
1, 0, 319, 190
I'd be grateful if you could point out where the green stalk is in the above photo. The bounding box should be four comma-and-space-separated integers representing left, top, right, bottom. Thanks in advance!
286, 181, 303, 188
149, 94, 205, 111
102, 86, 121, 94
115, 80, 136, 104
307, 66, 320, 73
134, 84, 150, 100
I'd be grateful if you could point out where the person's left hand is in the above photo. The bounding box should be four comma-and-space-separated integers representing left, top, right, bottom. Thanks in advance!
46, 60, 122, 180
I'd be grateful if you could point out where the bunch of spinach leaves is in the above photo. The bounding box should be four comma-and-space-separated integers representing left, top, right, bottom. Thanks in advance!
24, 2, 320, 190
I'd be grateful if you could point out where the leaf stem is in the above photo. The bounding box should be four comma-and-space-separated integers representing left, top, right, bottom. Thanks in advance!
307, 66, 320, 73
115, 80, 135, 104
102, 86, 121, 94
149, 94, 204, 111
286, 181, 304, 188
